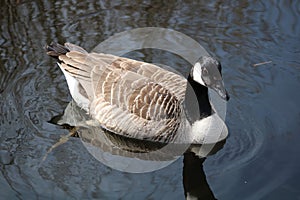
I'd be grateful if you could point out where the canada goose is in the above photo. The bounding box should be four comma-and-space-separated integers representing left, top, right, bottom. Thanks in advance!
46, 42, 229, 144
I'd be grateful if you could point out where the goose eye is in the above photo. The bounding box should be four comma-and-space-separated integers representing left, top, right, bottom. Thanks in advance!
202, 68, 208, 75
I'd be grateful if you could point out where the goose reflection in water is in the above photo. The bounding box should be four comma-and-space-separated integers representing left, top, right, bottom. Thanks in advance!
48, 100, 226, 200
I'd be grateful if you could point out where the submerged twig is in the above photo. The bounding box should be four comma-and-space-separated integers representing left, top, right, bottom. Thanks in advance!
41, 127, 78, 163
253, 61, 272, 67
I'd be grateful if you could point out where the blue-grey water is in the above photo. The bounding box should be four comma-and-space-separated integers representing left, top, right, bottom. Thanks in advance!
1, 1, 300, 199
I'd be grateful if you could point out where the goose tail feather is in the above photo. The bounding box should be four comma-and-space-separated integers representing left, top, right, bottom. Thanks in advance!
46, 42, 70, 58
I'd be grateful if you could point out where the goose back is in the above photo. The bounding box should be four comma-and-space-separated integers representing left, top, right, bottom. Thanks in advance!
48, 43, 188, 143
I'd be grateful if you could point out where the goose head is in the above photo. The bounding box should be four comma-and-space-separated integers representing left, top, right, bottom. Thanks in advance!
190, 56, 229, 101
184, 56, 229, 124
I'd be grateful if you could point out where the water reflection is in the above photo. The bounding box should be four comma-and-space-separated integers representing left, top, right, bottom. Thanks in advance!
50, 99, 224, 171
183, 152, 216, 200
49, 99, 225, 198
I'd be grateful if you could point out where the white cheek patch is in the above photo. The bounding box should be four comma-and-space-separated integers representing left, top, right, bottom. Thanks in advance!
192, 62, 206, 86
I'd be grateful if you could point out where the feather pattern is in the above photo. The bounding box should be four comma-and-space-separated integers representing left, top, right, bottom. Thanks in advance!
47, 42, 188, 143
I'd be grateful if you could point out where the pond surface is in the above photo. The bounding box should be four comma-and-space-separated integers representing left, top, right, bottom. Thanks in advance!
1, 0, 300, 199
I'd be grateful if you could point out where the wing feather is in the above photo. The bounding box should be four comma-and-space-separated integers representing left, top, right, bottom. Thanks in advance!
55, 43, 187, 142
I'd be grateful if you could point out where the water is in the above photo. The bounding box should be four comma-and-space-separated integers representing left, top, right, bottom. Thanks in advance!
1, 0, 300, 199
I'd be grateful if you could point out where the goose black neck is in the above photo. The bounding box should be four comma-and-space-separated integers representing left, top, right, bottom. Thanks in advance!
184, 74, 213, 123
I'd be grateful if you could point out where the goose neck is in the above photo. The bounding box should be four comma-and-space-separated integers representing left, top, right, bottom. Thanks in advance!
184, 75, 213, 123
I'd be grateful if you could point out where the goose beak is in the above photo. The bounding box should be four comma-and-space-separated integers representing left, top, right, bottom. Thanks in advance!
210, 82, 230, 101
218, 89, 230, 101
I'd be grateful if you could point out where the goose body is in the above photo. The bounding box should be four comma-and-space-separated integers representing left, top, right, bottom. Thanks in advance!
46, 42, 229, 144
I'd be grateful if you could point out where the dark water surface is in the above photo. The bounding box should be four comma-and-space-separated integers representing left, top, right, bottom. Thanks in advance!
1, 1, 300, 199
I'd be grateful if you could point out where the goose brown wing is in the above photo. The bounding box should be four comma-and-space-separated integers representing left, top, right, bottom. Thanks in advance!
55, 43, 187, 142
89, 57, 184, 142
